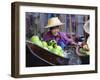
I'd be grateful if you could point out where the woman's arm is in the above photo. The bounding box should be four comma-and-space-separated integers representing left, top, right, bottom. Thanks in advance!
61, 32, 77, 46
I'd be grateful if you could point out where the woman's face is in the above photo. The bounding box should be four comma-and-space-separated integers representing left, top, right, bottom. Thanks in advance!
51, 26, 60, 36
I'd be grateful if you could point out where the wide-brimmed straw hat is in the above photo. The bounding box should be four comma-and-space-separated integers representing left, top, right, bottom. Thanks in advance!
83, 20, 90, 34
45, 17, 64, 28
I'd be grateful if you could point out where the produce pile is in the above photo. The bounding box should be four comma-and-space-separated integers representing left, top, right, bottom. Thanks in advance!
30, 35, 64, 57
79, 44, 90, 56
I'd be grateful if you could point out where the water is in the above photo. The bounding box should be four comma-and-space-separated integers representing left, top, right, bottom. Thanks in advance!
63, 47, 81, 65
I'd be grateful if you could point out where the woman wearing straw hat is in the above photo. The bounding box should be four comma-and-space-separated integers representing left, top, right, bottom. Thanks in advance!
76, 20, 90, 64
83, 20, 90, 53
43, 17, 77, 50
43, 17, 82, 65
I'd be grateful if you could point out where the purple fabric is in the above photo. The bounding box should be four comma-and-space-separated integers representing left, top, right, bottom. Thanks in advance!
43, 31, 75, 45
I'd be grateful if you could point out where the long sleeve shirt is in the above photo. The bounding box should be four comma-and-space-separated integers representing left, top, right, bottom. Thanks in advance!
43, 31, 76, 46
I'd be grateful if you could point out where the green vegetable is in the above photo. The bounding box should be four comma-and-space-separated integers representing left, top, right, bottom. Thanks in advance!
30, 35, 42, 47
79, 48, 89, 55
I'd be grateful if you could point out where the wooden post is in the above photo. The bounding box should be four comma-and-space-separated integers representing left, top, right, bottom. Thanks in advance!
75, 15, 78, 36
69, 15, 72, 39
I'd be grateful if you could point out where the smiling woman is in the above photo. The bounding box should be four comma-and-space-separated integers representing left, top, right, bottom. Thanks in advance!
11, 2, 97, 78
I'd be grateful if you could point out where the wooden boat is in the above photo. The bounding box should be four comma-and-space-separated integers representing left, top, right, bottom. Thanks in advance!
26, 41, 69, 66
